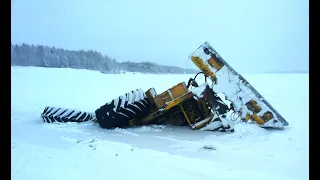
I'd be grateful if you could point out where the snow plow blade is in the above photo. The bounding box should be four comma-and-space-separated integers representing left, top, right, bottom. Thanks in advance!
190, 42, 289, 128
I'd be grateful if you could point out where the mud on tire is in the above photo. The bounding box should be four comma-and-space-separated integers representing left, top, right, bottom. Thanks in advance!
41, 106, 95, 123
95, 88, 150, 129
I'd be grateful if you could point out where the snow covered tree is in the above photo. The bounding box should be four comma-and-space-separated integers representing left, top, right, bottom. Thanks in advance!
10, 42, 197, 74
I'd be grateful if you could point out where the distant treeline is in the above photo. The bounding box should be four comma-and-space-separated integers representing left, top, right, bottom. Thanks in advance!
11, 43, 198, 74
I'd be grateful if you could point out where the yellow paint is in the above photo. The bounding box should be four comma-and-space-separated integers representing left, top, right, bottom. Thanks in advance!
191, 56, 218, 84
245, 113, 251, 121
261, 111, 273, 122
208, 57, 223, 70
244, 113, 265, 125
251, 114, 265, 125
192, 115, 214, 130
179, 105, 193, 127
164, 93, 194, 111
245, 99, 262, 114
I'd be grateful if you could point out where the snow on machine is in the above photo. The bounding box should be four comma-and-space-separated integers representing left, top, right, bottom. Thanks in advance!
41, 42, 289, 132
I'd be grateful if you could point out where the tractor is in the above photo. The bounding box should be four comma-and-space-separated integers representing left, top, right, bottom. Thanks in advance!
41, 42, 289, 132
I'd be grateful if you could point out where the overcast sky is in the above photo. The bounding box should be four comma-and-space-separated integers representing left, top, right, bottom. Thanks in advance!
11, 0, 309, 73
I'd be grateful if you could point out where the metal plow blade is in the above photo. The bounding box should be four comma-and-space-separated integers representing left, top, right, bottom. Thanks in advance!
189, 42, 289, 129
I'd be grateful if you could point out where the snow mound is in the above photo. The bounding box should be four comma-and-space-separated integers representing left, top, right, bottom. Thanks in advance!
232, 123, 268, 137
190, 83, 208, 98
129, 125, 169, 132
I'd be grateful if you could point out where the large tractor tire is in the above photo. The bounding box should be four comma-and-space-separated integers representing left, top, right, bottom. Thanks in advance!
41, 106, 95, 123
95, 89, 150, 129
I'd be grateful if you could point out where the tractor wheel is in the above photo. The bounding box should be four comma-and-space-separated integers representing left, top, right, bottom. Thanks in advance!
41, 106, 95, 123
95, 88, 150, 129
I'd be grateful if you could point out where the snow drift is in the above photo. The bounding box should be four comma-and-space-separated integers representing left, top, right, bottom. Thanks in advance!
11, 66, 309, 180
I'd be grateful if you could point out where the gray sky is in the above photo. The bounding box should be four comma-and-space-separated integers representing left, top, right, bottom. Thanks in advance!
11, 0, 309, 73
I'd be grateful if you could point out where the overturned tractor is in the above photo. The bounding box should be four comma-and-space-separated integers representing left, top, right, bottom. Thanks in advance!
41, 42, 289, 132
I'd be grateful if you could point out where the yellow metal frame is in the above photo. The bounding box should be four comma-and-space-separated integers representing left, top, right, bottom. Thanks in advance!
191, 56, 218, 84
164, 92, 194, 111
208, 57, 224, 70
179, 105, 193, 127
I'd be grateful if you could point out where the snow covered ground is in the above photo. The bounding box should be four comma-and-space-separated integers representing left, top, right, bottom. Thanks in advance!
11, 66, 309, 180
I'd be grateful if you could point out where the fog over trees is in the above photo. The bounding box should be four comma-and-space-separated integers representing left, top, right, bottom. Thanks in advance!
11, 43, 198, 74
